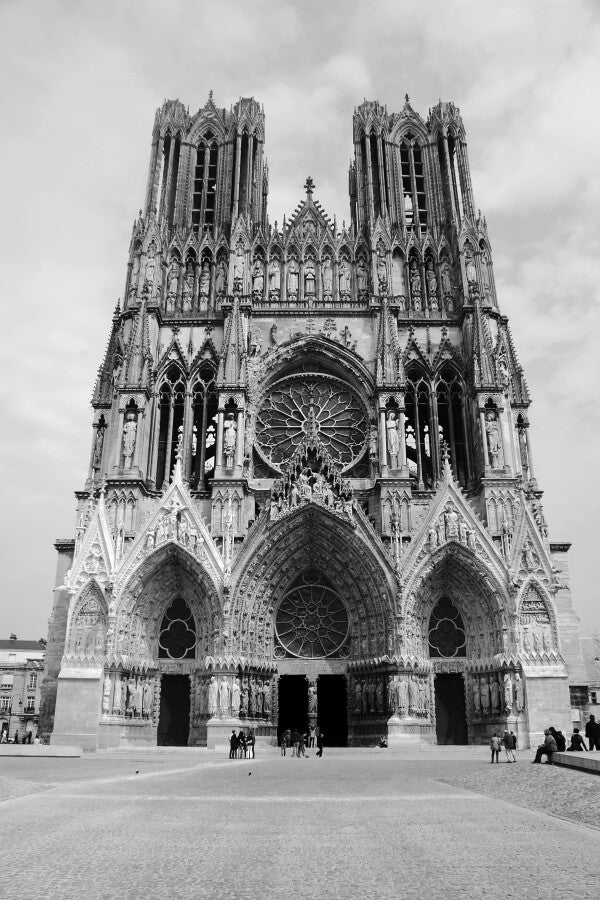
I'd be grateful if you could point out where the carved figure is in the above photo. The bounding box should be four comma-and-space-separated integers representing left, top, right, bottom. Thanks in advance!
377, 246, 388, 292
322, 257, 333, 295
223, 414, 237, 469
387, 676, 396, 714
262, 679, 271, 717
233, 244, 245, 288
485, 411, 503, 468
425, 259, 437, 307
112, 674, 122, 714
503, 673, 512, 712
472, 676, 481, 717
102, 674, 111, 713
167, 258, 180, 299
444, 504, 460, 539
304, 259, 316, 296
357, 257, 368, 294
287, 258, 299, 296
441, 260, 453, 299
386, 412, 400, 468
515, 673, 524, 711
144, 245, 156, 287
208, 676, 218, 715
354, 680, 362, 713
142, 679, 154, 717
240, 680, 249, 716
199, 260, 210, 299
339, 258, 351, 294
122, 413, 137, 467
183, 260, 195, 311
231, 677, 241, 715
268, 258, 281, 294
252, 260, 264, 298
129, 256, 140, 298
215, 259, 227, 296
465, 246, 477, 284
218, 678, 230, 716
397, 676, 409, 715
369, 424, 378, 459
408, 675, 418, 714
375, 679, 384, 713
409, 259, 421, 309
480, 676, 490, 716
92, 425, 105, 470
490, 675, 500, 714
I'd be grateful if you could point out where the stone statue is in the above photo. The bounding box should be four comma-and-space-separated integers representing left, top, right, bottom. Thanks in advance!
142, 679, 154, 717
472, 676, 481, 717
409, 259, 421, 309
354, 680, 362, 713
322, 257, 333, 295
369, 424, 378, 459
215, 259, 227, 296
144, 245, 156, 287
287, 258, 299, 296
480, 676, 490, 716
357, 257, 368, 294
503, 673, 512, 712
386, 412, 400, 468
129, 256, 140, 298
304, 259, 316, 296
263, 679, 271, 717
183, 260, 195, 311
425, 259, 437, 307
515, 672, 524, 712
240, 680, 249, 716
397, 676, 409, 715
485, 410, 503, 468
252, 261, 264, 298
199, 260, 210, 299
167, 258, 180, 299
102, 674, 111, 713
387, 677, 396, 714
92, 425, 105, 470
375, 679, 384, 713
112, 674, 122, 715
231, 677, 241, 715
208, 676, 218, 715
223, 414, 237, 469
465, 246, 477, 284
218, 678, 230, 716
233, 244, 245, 288
490, 674, 500, 714
339, 258, 351, 294
441, 260, 453, 299
518, 428, 529, 473
122, 413, 137, 467
268, 258, 281, 294
444, 504, 459, 539
376, 246, 388, 292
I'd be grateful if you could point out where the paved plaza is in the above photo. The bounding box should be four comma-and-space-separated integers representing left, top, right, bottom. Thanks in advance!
1, 748, 599, 900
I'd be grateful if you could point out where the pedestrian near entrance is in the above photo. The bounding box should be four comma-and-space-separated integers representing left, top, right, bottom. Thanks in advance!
229, 730, 238, 759
291, 729, 300, 757
532, 729, 557, 763
568, 728, 587, 752
308, 724, 316, 748
237, 730, 247, 758
247, 731, 255, 759
502, 730, 516, 762
316, 731, 324, 758
298, 732, 307, 757
585, 715, 600, 751
490, 733, 501, 763
280, 733, 287, 756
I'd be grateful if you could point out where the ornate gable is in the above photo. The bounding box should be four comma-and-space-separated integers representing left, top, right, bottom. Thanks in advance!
65, 491, 115, 596
508, 499, 554, 588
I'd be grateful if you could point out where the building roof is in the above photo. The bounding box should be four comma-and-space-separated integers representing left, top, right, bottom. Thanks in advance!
0, 640, 45, 651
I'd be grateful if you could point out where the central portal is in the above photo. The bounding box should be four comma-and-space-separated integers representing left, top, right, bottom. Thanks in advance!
434, 674, 467, 745
277, 675, 308, 740
157, 674, 190, 746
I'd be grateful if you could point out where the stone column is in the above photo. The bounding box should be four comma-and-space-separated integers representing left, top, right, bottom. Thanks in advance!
235, 408, 245, 470
215, 409, 225, 468
379, 407, 388, 472
479, 408, 490, 470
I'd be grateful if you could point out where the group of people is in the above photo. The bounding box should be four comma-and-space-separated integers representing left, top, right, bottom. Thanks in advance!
280, 726, 324, 758
489, 715, 600, 764
0, 730, 38, 744
489, 730, 517, 763
229, 729, 256, 759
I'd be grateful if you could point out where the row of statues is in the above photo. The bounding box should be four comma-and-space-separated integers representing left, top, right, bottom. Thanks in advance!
428, 502, 477, 550
270, 466, 354, 521
472, 671, 524, 718
143, 501, 206, 560
196, 674, 273, 720
103, 672, 155, 719
352, 674, 431, 718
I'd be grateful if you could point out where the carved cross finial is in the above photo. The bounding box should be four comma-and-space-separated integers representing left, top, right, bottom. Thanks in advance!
405, 93, 410, 104
304, 176, 315, 198
208, 89, 214, 102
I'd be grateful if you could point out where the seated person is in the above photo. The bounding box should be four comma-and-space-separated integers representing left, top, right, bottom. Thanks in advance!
567, 728, 587, 752
532, 729, 557, 763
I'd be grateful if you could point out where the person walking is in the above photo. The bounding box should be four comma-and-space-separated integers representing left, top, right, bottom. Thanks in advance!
291, 729, 300, 757
490, 733, 501, 763
298, 731, 307, 758
532, 729, 557, 763
316, 731, 324, 758
568, 728, 587, 751
280, 732, 287, 756
502, 730, 516, 763
585, 715, 600, 751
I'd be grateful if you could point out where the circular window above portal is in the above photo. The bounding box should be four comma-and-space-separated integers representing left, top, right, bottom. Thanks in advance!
275, 569, 350, 659
255, 374, 368, 472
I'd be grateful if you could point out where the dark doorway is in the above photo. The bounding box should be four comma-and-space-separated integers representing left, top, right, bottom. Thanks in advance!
317, 675, 348, 747
157, 674, 190, 746
434, 674, 467, 745
277, 675, 308, 741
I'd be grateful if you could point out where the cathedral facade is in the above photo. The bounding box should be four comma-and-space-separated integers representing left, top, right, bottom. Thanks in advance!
41, 93, 590, 750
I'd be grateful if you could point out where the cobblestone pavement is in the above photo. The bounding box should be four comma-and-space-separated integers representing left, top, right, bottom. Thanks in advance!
1, 749, 598, 900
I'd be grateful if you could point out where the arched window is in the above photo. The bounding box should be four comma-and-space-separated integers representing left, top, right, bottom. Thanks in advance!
428, 597, 466, 658
405, 367, 434, 487
447, 132, 464, 221
156, 366, 186, 490
158, 597, 196, 659
191, 363, 218, 490
400, 134, 428, 232
238, 130, 250, 214
436, 365, 469, 485
192, 131, 219, 234
159, 131, 181, 227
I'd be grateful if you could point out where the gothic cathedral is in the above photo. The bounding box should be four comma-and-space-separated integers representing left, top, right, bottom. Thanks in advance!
41, 93, 590, 750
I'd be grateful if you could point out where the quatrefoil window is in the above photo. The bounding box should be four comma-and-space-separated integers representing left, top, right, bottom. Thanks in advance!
428, 597, 466, 658
255, 374, 368, 471
158, 597, 196, 659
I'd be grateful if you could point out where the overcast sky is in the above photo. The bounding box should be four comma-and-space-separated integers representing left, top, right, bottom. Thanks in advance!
1, 0, 599, 639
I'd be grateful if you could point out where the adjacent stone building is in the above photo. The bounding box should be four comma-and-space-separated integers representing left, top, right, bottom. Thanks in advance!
41, 93, 591, 750
1, 638, 45, 741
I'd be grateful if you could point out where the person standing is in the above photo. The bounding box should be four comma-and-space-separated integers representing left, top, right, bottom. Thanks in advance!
490, 733, 501, 763
502, 730, 516, 763
291, 729, 300, 757
280, 732, 287, 756
316, 731, 324, 758
229, 730, 238, 760
298, 732, 306, 758
237, 730, 247, 759
308, 724, 316, 749
247, 731, 255, 759
585, 715, 600, 751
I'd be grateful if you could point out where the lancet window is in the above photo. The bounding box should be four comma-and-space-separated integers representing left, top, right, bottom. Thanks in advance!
399, 135, 428, 232
158, 597, 196, 660
405, 368, 434, 487
155, 366, 186, 490
192, 131, 219, 234
191, 363, 218, 490
158, 131, 181, 227
436, 366, 469, 485
447, 133, 464, 221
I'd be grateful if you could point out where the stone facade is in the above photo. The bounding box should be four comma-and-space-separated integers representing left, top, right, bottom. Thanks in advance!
41, 92, 591, 750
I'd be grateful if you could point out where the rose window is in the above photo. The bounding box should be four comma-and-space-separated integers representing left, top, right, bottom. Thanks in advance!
428, 597, 466, 658
158, 597, 196, 660
255, 375, 368, 471
275, 570, 349, 658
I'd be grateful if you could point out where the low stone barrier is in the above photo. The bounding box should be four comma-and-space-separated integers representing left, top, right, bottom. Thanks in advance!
0, 745, 82, 758
552, 751, 600, 774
